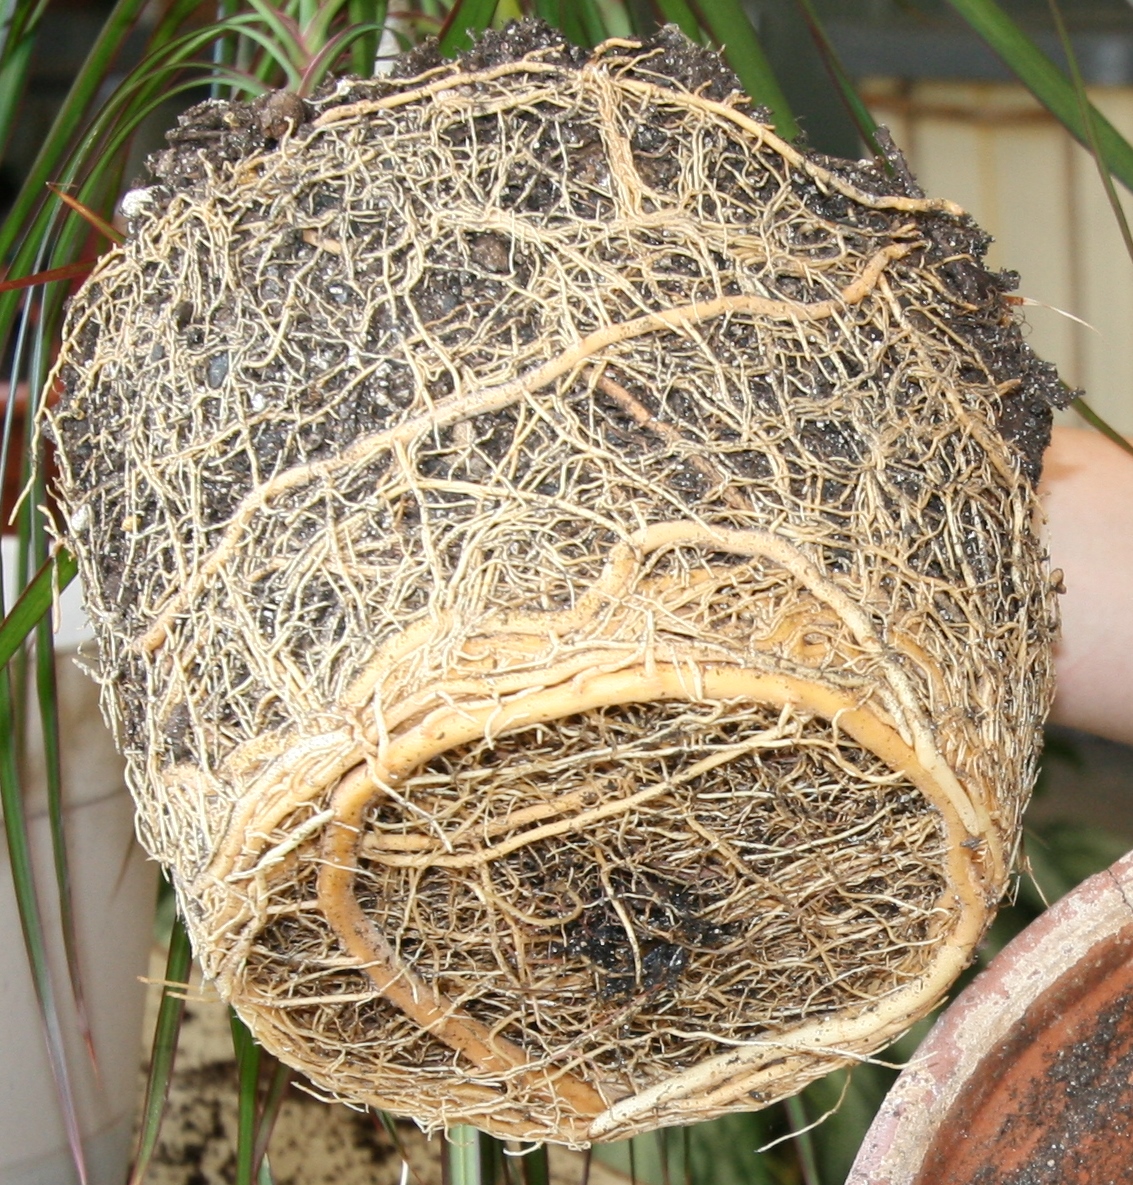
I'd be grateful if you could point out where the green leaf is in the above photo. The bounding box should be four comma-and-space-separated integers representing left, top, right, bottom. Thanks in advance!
242, 0, 305, 69
348, 0, 387, 77
129, 911, 193, 1185
1045, 0, 1133, 267
439, 0, 498, 57
252, 1058, 293, 1176
224, 16, 304, 87
0, 0, 49, 160
0, 551, 78, 672
300, 0, 353, 54
792, 0, 883, 156
0, 22, 109, 1159
446, 1126, 487, 1185
692, 0, 798, 139
231, 1009, 264, 1185
948, 0, 1133, 193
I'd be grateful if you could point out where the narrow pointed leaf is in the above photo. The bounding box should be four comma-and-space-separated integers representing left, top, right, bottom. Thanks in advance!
0, 0, 148, 266
215, 18, 303, 88
18, 270, 99, 1082
948, 0, 1133, 193
438, 0, 498, 57
792, 0, 884, 155
0, 551, 78, 671
36, 564, 99, 1074
0, 260, 95, 294
252, 1058, 292, 1175
1046, 0, 1133, 265
176, 63, 269, 98
231, 1009, 263, 1185
129, 912, 192, 1185
690, 0, 798, 138
46, 184, 123, 246
301, 0, 353, 58
0, 0, 48, 162
1073, 397, 1133, 458
242, 0, 305, 66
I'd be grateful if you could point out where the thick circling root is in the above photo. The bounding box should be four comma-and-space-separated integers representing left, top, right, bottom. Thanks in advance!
197, 607, 996, 1141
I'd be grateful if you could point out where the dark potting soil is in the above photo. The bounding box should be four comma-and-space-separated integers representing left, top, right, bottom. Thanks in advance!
53, 19, 1070, 769
137, 19, 1071, 490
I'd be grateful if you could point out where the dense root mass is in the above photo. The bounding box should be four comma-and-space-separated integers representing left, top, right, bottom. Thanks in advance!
47, 23, 1063, 1143
246, 703, 948, 1090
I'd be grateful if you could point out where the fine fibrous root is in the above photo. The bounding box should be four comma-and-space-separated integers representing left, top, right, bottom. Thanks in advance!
46, 22, 1065, 1144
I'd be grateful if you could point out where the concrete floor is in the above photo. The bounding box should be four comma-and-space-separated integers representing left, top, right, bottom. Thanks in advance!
138, 965, 626, 1185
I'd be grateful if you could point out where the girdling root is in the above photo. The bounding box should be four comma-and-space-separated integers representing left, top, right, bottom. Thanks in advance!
47, 23, 1064, 1144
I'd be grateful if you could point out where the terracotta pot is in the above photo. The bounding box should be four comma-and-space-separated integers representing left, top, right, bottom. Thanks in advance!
848, 847, 1133, 1185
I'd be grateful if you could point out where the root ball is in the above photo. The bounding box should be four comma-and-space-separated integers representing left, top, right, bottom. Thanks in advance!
47, 23, 1065, 1143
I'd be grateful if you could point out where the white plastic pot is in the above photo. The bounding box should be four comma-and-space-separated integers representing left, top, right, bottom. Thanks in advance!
0, 564, 157, 1185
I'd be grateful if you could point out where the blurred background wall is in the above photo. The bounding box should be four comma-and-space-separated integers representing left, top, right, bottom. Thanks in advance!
754, 0, 1133, 436
742, 0, 1133, 840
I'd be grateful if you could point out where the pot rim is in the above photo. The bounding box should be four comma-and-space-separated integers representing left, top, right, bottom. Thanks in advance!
846, 845, 1133, 1184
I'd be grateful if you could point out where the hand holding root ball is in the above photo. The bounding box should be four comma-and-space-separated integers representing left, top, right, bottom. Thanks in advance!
1043, 427, 1133, 749
46, 24, 1072, 1144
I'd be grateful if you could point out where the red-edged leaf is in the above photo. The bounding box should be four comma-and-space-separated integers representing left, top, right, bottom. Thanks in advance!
252, 1059, 293, 1176
46, 184, 124, 245
0, 260, 94, 294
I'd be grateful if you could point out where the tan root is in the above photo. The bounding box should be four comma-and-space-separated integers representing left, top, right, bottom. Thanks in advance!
46, 24, 1061, 1144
